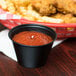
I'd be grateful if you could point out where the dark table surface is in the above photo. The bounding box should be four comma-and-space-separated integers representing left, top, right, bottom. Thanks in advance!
0, 24, 76, 76
0, 23, 6, 31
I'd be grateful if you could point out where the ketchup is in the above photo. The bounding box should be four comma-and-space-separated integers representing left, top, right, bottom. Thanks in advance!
13, 31, 53, 46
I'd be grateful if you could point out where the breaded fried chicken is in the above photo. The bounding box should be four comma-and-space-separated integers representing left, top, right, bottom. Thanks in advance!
31, 0, 56, 16
54, 0, 76, 15
11, 0, 31, 6
31, 0, 76, 15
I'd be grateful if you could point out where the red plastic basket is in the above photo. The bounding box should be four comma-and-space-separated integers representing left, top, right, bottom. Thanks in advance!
0, 8, 76, 38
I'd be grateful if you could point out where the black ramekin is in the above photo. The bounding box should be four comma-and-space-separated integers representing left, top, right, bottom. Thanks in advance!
8, 24, 57, 68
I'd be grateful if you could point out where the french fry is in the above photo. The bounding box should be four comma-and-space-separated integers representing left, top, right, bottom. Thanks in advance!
0, 0, 7, 9
6, 0, 16, 13
23, 15, 36, 21
41, 16, 63, 23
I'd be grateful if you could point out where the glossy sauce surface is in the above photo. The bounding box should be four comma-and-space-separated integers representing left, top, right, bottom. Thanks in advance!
13, 31, 53, 46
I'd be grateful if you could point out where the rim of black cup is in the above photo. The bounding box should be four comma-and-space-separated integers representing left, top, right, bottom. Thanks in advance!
8, 24, 57, 47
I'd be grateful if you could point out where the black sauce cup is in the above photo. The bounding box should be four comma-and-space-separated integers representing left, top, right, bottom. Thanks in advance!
8, 24, 57, 68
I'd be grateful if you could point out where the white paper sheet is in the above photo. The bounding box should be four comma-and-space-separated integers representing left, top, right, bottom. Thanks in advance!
0, 29, 65, 61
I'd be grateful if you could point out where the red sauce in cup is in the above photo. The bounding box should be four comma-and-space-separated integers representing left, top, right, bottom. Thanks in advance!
12, 31, 53, 46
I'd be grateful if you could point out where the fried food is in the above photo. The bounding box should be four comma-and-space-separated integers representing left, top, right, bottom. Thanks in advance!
54, 0, 76, 15
0, 0, 76, 23
11, 0, 31, 7
31, 0, 56, 16
32, 0, 76, 15
0, 0, 62, 23
5, 0, 16, 13
52, 13, 76, 23
0, 0, 7, 10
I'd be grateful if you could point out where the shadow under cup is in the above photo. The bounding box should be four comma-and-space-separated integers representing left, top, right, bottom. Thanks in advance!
8, 24, 57, 68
